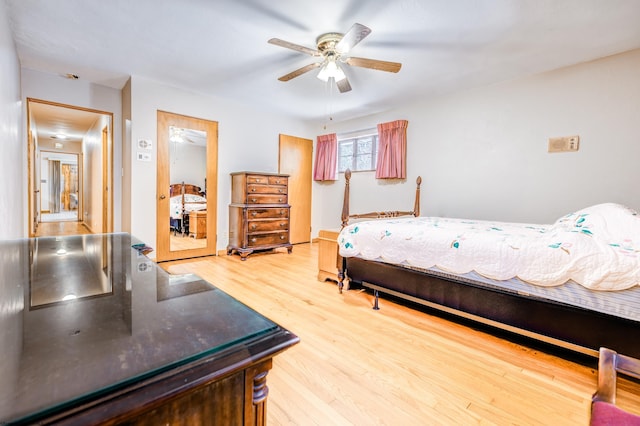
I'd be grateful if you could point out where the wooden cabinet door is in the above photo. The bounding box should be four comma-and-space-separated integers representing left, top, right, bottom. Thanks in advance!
278, 134, 312, 244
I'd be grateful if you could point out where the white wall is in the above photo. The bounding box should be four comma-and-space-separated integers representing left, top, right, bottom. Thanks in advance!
0, 3, 23, 239
128, 76, 313, 252
21, 68, 123, 232
313, 48, 640, 233
0, 2, 26, 416
169, 142, 207, 189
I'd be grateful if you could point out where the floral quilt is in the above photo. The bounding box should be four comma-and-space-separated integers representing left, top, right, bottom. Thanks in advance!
338, 203, 640, 291
170, 194, 207, 219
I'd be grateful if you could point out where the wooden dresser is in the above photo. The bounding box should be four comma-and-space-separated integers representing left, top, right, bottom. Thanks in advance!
227, 172, 293, 260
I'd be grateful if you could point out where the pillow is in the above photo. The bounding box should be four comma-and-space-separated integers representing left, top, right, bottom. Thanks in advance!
552, 203, 640, 238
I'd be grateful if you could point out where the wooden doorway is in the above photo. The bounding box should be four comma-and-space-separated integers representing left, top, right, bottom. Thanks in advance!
102, 126, 111, 233
26, 98, 113, 237
278, 134, 313, 244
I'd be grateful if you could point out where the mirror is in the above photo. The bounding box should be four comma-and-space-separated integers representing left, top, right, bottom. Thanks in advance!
156, 112, 218, 262
168, 126, 207, 252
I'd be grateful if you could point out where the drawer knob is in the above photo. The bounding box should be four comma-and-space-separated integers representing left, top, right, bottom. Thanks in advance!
279, 210, 284, 216
280, 235, 285, 240
251, 198, 257, 203
251, 188, 256, 192
251, 238, 257, 243
278, 198, 283, 202
251, 224, 257, 230
251, 212, 257, 217
280, 223, 285, 227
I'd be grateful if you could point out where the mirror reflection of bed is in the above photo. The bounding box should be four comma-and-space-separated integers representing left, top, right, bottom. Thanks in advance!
168, 124, 208, 253
169, 182, 207, 252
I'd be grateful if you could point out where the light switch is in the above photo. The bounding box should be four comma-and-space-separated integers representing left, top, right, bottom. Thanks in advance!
548, 135, 579, 153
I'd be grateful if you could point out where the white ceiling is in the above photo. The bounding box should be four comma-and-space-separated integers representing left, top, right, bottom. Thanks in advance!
6, 0, 640, 123
29, 100, 104, 143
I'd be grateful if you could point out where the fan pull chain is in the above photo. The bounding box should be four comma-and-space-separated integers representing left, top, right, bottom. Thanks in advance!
323, 78, 335, 130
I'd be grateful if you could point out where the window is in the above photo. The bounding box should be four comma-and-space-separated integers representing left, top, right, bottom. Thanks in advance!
338, 133, 378, 172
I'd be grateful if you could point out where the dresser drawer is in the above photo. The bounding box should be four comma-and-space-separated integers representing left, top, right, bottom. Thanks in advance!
248, 220, 289, 232
247, 184, 287, 195
247, 207, 289, 219
246, 174, 270, 185
268, 175, 287, 186
247, 232, 289, 247
246, 194, 288, 204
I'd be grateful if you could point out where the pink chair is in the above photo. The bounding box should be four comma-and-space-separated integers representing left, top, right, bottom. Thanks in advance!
591, 347, 640, 425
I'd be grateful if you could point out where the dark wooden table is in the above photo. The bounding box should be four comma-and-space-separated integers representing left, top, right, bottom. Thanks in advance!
0, 233, 298, 425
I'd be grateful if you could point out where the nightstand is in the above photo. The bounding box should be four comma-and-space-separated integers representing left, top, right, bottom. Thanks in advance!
189, 210, 207, 239
317, 229, 341, 282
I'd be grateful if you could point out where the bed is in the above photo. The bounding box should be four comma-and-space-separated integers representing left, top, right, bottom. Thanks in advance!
169, 182, 207, 236
337, 170, 640, 358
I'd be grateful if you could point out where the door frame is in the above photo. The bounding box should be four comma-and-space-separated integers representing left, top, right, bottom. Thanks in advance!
26, 98, 113, 237
102, 126, 110, 233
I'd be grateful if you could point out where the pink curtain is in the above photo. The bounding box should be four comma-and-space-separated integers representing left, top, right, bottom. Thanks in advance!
375, 120, 408, 179
313, 133, 337, 181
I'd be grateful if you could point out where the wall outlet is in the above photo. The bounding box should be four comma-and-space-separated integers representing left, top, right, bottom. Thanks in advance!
548, 135, 580, 153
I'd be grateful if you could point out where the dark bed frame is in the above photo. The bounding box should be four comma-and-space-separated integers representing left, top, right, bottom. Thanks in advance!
337, 170, 640, 358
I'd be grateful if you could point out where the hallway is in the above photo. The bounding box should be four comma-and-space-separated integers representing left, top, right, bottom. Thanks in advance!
35, 220, 91, 237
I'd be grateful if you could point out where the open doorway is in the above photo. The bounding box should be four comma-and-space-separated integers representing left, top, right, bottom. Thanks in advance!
27, 98, 114, 237
39, 151, 79, 222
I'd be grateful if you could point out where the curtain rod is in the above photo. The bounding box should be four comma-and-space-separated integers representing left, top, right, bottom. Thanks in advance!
336, 127, 377, 139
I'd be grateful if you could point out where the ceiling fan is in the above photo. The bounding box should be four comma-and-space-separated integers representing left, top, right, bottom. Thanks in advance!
268, 23, 402, 93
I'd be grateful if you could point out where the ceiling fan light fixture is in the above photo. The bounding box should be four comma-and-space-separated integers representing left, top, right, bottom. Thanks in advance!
317, 60, 346, 82
170, 127, 184, 143
316, 64, 330, 82
271, 23, 397, 93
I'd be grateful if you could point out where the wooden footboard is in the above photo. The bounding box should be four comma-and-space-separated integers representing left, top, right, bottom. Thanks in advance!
337, 169, 422, 292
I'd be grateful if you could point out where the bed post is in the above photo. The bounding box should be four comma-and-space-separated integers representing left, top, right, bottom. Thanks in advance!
180, 181, 187, 236
414, 176, 422, 217
341, 169, 352, 228
337, 170, 352, 293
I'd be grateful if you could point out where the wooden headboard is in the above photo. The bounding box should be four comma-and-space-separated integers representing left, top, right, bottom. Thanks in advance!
169, 182, 205, 198
340, 169, 422, 228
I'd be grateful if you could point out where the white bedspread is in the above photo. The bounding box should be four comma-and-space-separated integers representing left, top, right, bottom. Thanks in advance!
170, 194, 207, 219
338, 203, 640, 291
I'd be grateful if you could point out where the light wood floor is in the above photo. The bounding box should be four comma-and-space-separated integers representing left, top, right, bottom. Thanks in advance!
35, 220, 91, 237
169, 233, 207, 251
160, 243, 640, 425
